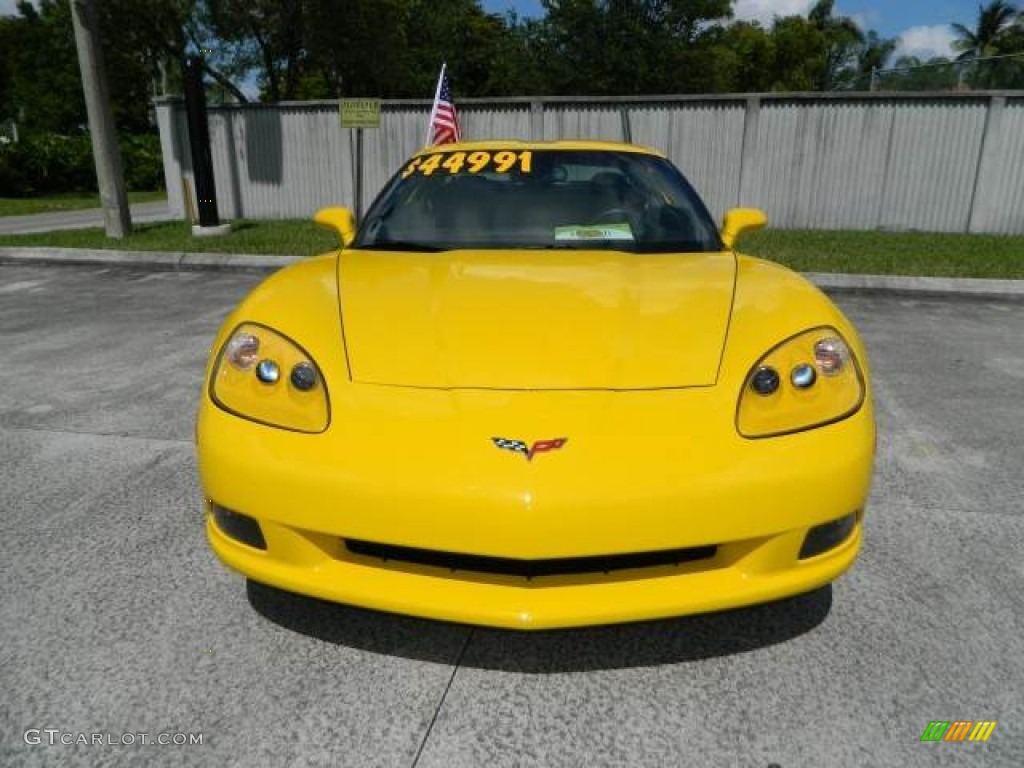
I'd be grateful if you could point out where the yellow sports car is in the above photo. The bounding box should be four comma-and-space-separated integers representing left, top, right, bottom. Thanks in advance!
198, 140, 874, 629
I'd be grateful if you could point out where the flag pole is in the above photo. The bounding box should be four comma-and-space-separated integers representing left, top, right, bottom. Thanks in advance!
424, 62, 446, 148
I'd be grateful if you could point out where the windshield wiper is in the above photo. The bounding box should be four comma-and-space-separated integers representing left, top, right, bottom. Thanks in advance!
527, 241, 637, 252
356, 241, 447, 253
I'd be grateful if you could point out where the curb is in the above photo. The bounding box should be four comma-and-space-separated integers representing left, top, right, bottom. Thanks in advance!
0, 246, 301, 272
804, 271, 1024, 299
1, 246, 1022, 298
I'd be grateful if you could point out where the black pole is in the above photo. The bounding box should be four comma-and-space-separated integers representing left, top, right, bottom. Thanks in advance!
355, 127, 363, 220
183, 56, 220, 227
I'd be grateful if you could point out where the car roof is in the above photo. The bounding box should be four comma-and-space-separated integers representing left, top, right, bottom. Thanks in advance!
413, 140, 666, 158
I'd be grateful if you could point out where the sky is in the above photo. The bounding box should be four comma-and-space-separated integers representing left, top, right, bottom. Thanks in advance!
483, 0, 990, 63
0, 0, 985, 64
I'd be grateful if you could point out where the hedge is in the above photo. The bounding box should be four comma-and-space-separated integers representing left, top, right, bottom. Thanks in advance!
0, 132, 164, 197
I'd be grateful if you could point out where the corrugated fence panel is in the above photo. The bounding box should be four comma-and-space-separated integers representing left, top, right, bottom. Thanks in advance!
746, 101, 899, 230
630, 101, 745, 222
542, 104, 624, 141
745, 103, 804, 228
798, 102, 894, 230
156, 95, 1024, 233
879, 99, 986, 232
155, 104, 185, 218
207, 110, 239, 218
970, 98, 1024, 234
460, 104, 532, 141
361, 106, 431, 211
172, 109, 193, 216
275, 105, 352, 218
221, 105, 355, 219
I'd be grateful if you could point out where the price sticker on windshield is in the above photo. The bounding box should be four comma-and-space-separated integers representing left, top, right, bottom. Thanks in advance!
402, 150, 533, 178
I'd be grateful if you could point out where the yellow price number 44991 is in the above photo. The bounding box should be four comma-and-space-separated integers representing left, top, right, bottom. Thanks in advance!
402, 150, 533, 178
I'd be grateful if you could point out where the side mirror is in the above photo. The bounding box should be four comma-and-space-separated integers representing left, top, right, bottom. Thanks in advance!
720, 208, 767, 249
314, 206, 357, 248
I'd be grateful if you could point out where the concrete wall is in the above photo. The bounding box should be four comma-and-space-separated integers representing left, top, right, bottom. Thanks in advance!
155, 92, 1024, 234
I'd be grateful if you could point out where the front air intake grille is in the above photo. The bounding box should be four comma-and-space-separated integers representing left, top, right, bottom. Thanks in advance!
345, 539, 717, 578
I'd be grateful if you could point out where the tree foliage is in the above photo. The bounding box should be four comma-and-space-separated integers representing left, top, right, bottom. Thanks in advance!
1, 1, 85, 134
951, 0, 1024, 88
1, 0, 1022, 140
952, 0, 1019, 59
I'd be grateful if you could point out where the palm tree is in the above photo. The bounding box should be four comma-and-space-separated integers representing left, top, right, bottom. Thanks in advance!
857, 30, 898, 89
808, 0, 866, 89
859, 31, 898, 71
951, 1, 1021, 87
951, 1, 1019, 60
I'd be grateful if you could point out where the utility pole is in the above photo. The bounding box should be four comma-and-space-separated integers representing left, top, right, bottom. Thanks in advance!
69, 0, 131, 238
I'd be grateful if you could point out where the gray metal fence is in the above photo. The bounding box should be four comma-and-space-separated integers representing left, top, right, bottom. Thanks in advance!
155, 92, 1024, 235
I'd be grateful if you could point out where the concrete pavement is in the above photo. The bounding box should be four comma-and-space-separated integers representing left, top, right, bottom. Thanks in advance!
0, 246, 299, 272
0, 264, 1022, 767
0, 200, 174, 235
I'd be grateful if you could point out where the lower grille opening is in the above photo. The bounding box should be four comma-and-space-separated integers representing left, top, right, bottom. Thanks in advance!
345, 539, 717, 578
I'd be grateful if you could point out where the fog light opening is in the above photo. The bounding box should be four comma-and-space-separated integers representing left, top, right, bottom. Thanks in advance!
799, 512, 857, 559
211, 503, 267, 550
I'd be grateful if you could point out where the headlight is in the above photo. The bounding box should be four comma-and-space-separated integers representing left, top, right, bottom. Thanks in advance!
737, 327, 864, 438
210, 323, 329, 433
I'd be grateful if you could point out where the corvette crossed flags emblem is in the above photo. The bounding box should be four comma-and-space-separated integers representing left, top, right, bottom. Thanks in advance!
491, 437, 568, 461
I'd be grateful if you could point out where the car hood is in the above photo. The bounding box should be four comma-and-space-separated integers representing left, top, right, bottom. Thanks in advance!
337, 249, 736, 389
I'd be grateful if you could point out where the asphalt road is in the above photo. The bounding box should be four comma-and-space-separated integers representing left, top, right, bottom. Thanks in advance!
1, 264, 1021, 768
0, 201, 174, 235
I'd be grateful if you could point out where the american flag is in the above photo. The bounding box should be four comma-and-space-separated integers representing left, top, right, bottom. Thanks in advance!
427, 64, 461, 146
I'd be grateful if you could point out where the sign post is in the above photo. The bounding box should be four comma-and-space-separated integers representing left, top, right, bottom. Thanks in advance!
340, 99, 381, 220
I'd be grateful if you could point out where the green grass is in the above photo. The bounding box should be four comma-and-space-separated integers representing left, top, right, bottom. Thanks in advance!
0, 190, 167, 217
0, 219, 339, 256
0, 219, 1021, 278
739, 229, 1024, 279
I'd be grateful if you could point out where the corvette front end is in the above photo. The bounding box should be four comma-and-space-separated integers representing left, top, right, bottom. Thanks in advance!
197, 246, 874, 629
201, 380, 871, 629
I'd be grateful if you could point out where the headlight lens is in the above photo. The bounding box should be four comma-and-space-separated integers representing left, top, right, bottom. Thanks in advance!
225, 332, 260, 370
210, 323, 329, 432
737, 327, 864, 438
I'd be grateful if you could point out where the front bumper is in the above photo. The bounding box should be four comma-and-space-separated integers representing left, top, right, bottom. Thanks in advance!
199, 386, 873, 629
208, 508, 862, 629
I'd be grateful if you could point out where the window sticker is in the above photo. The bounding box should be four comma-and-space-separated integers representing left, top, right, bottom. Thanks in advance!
554, 223, 635, 241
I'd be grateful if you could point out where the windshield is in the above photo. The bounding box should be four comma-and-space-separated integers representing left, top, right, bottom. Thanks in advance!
354, 149, 723, 253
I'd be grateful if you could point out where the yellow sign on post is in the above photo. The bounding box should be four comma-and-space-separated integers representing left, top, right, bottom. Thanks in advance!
340, 98, 381, 129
